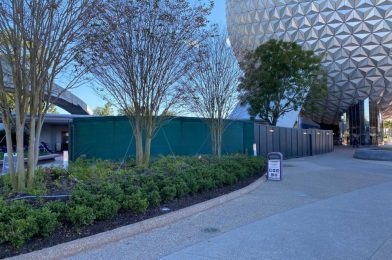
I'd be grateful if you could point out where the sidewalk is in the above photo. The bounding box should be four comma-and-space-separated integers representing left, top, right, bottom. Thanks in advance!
67, 148, 392, 260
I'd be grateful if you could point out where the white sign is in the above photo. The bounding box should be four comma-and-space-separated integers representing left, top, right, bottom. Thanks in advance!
268, 159, 281, 181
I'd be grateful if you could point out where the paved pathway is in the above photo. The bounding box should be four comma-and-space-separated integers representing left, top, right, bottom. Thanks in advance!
69, 148, 392, 260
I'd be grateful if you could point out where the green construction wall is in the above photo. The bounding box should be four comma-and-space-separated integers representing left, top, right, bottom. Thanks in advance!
70, 116, 254, 161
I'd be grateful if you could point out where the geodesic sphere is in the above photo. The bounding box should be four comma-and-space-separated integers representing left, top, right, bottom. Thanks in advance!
226, 0, 392, 124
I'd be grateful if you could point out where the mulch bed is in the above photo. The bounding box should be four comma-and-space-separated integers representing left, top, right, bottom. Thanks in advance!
0, 172, 265, 259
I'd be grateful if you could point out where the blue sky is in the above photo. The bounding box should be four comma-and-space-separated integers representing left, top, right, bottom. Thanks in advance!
62, 0, 227, 113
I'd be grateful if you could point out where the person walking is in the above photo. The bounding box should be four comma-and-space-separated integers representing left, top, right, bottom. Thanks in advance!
353, 136, 359, 148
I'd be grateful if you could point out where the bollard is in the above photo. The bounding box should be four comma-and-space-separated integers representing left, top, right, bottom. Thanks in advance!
63, 150, 69, 169
253, 143, 257, 157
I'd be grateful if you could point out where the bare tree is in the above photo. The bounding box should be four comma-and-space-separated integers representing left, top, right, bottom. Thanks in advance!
0, 66, 16, 187
79, 0, 213, 165
0, 0, 98, 190
184, 30, 241, 157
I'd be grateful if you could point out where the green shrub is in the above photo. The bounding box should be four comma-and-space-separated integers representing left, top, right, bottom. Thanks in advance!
181, 172, 199, 194
66, 205, 96, 227
48, 167, 69, 179
146, 190, 161, 207
140, 179, 159, 193
151, 156, 190, 174
0, 201, 38, 248
122, 192, 149, 214
4, 218, 39, 248
140, 178, 162, 207
70, 187, 97, 207
33, 207, 60, 237
0, 154, 265, 249
0, 175, 13, 197
26, 169, 49, 195
70, 158, 115, 183
97, 182, 124, 203
0, 200, 60, 248
160, 185, 177, 203
197, 177, 215, 192
45, 201, 68, 222
225, 172, 238, 185
70, 183, 123, 221
93, 197, 121, 220
173, 177, 190, 198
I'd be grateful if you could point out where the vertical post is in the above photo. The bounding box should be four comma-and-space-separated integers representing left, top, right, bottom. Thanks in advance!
253, 143, 257, 157
63, 150, 69, 169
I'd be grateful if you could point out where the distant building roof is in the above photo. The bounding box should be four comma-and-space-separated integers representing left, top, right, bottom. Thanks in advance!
1, 59, 92, 115
0, 114, 95, 127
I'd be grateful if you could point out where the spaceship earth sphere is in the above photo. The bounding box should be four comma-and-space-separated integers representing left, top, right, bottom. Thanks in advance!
226, 0, 392, 124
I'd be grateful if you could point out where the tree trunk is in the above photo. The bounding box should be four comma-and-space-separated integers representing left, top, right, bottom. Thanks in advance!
15, 126, 25, 191
144, 135, 151, 165
34, 118, 44, 166
210, 119, 217, 156
2, 114, 17, 189
27, 117, 36, 188
217, 120, 223, 158
143, 115, 153, 165
134, 119, 144, 165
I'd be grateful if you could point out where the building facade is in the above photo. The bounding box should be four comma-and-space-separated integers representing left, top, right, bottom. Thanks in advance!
227, 0, 392, 144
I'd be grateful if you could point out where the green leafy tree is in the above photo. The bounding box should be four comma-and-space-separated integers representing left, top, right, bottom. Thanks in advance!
238, 39, 327, 126
385, 121, 392, 129
93, 102, 114, 116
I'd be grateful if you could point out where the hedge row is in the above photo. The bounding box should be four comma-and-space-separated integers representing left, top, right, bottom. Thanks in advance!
0, 155, 265, 248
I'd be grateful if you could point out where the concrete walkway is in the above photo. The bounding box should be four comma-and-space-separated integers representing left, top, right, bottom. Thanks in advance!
69, 148, 392, 260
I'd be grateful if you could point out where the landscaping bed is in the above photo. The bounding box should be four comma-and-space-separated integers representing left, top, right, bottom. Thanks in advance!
0, 155, 265, 259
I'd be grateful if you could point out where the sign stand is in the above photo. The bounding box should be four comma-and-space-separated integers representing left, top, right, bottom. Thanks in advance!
267, 152, 283, 181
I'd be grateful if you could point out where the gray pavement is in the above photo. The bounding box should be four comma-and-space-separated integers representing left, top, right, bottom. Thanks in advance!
69, 147, 392, 260
37, 155, 64, 168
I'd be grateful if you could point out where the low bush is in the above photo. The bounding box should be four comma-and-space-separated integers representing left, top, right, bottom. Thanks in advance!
0, 154, 265, 248
93, 197, 121, 220
146, 190, 161, 207
66, 205, 96, 227
122, 192, 149, 214
45, 201, 68, 222
33, 207, 60, 237
0, 199, 59, 248
160, 184, 177, 203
